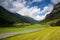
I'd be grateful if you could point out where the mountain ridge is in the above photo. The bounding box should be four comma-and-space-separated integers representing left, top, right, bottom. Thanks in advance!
0, 6, 38, 27
40, 3, 60, 26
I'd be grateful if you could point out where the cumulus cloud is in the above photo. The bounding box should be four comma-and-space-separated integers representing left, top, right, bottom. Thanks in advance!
51, 0, 60, 4
25, 0, 42, 6
1, 0, 26, 12
32, 0, 42, 2
17, 6, 40, 17
0, 0, 53, 21
32, 5, 53, 21
0, 0, 3, 3
0, 0, 14, 10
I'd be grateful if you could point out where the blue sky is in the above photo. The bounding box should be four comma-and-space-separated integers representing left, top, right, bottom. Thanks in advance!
0, 0, 60, 21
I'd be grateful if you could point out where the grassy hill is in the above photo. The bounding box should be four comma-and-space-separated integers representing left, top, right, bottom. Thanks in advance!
0, 6, 38, 27
41, 3, 60, 26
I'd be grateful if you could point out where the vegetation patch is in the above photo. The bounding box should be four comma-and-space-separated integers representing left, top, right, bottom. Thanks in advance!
1, 27, 60, 40
0, 24, 50, 34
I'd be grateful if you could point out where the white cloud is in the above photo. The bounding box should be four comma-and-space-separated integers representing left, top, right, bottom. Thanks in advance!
17, 6, 40, 17
26, 0, 42, 6
33, 15, 45, 21
17, 5, 53, 21
32, 0, 42, 2
32, 5, 53, 21
1, 0, 26, 12
40, 4, 53, 15
0, 0, 53, 21
0, 0, 4, 5
9, 1, 25, 12
51, 0, 60, 4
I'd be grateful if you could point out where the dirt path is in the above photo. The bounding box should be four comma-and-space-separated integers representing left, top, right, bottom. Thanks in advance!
0, 28, 45, 39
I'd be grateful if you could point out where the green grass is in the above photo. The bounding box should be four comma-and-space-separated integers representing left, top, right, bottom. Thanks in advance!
0, 24, 50, 34
1, 27, 60, 40
46, 19, 60, 24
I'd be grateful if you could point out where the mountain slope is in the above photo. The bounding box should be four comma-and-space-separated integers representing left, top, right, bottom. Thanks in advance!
41, 3, 60, 26
0, 6, 38, 27
45, 3, 60, 21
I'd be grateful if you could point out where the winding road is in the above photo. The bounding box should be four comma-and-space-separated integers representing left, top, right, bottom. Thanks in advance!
0, 28, 45, 39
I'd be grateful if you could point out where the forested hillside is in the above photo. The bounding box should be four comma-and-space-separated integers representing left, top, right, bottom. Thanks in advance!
0, 6, 38, 27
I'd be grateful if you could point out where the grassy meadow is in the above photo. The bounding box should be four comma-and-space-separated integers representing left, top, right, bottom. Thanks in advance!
0, 24, 50, 34
1, 27, 60, 40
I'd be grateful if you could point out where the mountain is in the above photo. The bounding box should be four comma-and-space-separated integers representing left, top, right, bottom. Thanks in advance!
0, 6, 38, 27
40, 3, 60, 26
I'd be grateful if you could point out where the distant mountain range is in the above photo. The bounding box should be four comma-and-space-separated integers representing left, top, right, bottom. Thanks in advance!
41, 3, 60, 26
0, 6, 38, 27
0, 3, 60, 27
